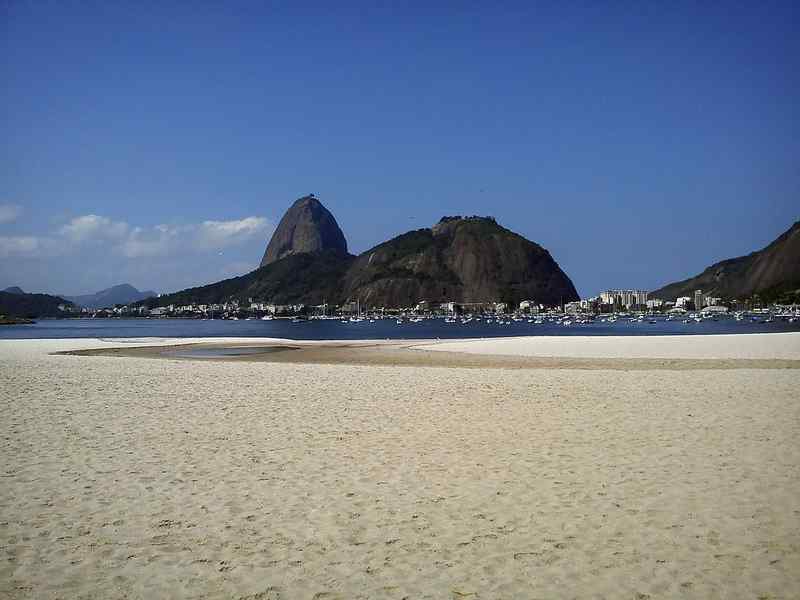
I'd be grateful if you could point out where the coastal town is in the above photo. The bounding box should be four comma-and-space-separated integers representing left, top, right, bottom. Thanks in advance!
52, 287, 798, 324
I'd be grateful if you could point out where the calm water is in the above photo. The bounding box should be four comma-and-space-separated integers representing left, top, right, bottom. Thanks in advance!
1, 316, 798, 340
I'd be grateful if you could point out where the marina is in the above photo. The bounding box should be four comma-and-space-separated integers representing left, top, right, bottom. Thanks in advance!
2, 310, 799, 340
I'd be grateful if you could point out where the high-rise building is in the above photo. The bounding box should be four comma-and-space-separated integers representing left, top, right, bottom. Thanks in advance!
600, 289, 648, 309
694, 289, 705, 310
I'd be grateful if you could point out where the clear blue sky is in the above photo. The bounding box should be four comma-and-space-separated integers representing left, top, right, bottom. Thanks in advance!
2, 2, 798, 296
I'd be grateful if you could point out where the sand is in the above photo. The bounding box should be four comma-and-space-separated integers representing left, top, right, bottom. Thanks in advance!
1, 334, 799, 599
416, 332, 800, 360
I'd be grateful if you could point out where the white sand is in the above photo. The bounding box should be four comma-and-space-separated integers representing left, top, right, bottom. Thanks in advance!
1, 335, 799, 599
417, 332, 800, 360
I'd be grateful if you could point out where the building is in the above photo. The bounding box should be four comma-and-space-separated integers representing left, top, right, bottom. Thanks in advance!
440, 302, 458, 314
694, 290, 705, 310
493, 302, 507, 314
600, 289, 648, 309
581, 297, 602, 312
518, 300, 540, 314
646, 298, 664, 309
676, 296, 692, 308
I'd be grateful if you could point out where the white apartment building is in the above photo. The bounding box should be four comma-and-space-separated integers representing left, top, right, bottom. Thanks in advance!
600, 289, 648, 309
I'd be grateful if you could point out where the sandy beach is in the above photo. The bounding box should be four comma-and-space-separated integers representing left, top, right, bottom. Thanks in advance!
1, 334, 799, 599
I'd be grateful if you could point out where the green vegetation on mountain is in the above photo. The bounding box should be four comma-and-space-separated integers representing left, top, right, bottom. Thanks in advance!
0, 291, 74, 318
652, 221, 800, 301
341, 216, 579, 308
141, 249, 354, 308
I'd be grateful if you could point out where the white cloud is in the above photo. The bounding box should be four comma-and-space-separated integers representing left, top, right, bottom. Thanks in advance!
0, 204, 22, 224
120, 225, 182, 258
56, 214, 271, 257
2, 213, 271, 269
195, 217, 270, 249
60, 214, 129, 242
0, 235, 43, 258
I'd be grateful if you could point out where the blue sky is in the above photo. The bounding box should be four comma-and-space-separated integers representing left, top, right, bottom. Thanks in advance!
2, 2, 798, 296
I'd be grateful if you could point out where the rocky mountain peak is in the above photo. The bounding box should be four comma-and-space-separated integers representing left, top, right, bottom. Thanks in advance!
260, 195, 348, 267
431, 215, 498, 236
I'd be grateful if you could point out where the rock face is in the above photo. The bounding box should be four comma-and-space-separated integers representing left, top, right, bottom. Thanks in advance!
651, 221, 800, 300
341, 216, 579, 308
260, 195, 348, 267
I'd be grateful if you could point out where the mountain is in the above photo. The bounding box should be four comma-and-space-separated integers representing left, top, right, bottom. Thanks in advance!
260, 195, 348, 267
145, 202, 577, 310
0, 291, 74, 318
64, 284, 157, 309
652, 220, 800, 301
140, 249, 354, 309
341, 216, 578, 308
2, 286, 24, 294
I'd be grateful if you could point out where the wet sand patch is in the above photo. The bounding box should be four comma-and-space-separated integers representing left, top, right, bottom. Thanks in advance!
57, 341, 800, 370
164, 345, 297, 359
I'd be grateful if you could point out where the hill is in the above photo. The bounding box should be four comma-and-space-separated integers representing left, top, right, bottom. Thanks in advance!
0, 291, 74, 318
64, 284, 157, 309
141, 249, 354, 308
341, 216, 578, 308
652, 221, 800, 302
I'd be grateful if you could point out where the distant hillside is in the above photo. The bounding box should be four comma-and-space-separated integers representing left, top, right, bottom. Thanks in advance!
0, 291, 74, 318
652, 221, 800, 302
64, 284, 157, 309
2, 286, 24, 295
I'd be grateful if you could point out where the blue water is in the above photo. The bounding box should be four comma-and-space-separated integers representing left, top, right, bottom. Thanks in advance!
1, 316, 798, 340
